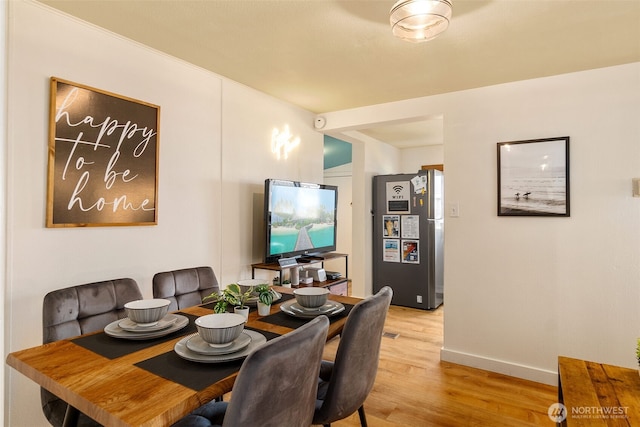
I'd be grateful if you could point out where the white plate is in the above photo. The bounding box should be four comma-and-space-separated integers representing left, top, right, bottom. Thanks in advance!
175, 329, 267, 363
186, 331, 252, 355
118, 315, 178, 332
280, 300, 345, 318
104, 314, 189, 340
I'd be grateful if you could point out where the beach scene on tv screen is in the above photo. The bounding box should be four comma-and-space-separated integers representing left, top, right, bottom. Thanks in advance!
269, 186, 336, 255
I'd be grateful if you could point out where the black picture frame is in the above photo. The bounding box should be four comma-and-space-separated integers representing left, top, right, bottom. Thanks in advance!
497, 137, 570, 217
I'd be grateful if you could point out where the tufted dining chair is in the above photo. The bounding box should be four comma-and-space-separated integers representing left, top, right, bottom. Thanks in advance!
41, 277, 143, 427
313, 286, 393, 427
153, 266, 220, 311
172, 315, 330, 427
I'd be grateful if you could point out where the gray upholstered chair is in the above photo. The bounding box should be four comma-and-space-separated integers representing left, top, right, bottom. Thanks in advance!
172, 315, 330, 427
41, 278, 143, 427
153, 266, 220, 311
313, 286, 393, 427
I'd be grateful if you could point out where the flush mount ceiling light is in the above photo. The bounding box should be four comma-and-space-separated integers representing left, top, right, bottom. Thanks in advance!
390, 0, 453, 43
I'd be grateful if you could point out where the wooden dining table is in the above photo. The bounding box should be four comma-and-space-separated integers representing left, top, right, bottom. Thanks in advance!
6, 287, 360, 427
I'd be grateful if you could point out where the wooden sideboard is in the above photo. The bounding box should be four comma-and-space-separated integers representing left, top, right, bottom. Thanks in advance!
557, 356, 640, 426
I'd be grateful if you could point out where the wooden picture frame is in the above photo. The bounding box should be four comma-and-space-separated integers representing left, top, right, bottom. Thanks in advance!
497, 136, 570, 217
46, 77, 160, 227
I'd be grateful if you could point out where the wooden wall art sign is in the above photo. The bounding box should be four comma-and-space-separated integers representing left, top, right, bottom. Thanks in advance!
46, 77, 160, 227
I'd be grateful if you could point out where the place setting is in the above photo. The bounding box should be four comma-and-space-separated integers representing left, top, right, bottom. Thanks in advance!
280, 288, 346, 319
104, 298, 189, 340
174, 313, 267, 363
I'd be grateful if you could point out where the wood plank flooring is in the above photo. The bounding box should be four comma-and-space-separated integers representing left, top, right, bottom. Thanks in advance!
316, 304, 557, 426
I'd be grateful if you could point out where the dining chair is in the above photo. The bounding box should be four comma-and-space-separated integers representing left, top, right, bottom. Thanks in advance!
313, 286, 393, 427
41, 278, 143, 427
172, 315, 330, 427
153, 266, 220, 311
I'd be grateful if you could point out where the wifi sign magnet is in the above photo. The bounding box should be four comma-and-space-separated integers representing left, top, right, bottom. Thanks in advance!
385, 181, 411, 213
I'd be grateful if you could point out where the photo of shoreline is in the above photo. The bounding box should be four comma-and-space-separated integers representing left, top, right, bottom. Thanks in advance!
498, 138, 569, 216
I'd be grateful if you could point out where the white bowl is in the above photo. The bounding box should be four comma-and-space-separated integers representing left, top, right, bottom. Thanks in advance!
124, 299, 170, 326
294, 287, 329, 308
237, 279, 268, 295
195, 313, 246, 347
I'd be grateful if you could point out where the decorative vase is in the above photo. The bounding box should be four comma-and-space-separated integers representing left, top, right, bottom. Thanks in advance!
290, 266, 300, 287
257, 302, 271, 316
234, 306, 249, 320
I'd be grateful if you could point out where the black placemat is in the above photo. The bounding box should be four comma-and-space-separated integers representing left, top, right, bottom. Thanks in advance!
134, 327, 281, 391
258, 303, 353, 329
71, 312, 198, 359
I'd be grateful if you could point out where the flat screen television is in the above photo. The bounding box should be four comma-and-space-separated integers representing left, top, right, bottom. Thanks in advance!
264, 179, 338, 263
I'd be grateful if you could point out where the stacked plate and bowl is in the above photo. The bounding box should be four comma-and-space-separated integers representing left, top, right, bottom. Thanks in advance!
174, 313, 267, 363
104, 299, 189, 339
280, 287, 345, 318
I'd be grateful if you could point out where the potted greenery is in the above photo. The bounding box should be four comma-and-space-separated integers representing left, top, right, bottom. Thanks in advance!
203, 284, 254, 319
255, 284, 277, 316
202, 291, 227, 314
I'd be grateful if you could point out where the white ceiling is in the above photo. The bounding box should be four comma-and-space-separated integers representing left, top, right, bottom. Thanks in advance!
38, 0, 640, 148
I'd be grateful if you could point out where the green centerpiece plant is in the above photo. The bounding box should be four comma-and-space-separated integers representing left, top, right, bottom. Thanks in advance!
255, 284, 277, 316
255, 284, 277, 306
203, 284, 255, 314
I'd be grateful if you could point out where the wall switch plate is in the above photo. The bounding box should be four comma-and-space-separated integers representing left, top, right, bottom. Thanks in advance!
448, 202, 460, 217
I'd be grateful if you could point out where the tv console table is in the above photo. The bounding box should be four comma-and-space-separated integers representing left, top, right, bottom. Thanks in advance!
251, 252, 349, 295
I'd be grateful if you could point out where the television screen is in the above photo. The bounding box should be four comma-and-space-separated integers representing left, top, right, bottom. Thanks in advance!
264, 179, 338, 262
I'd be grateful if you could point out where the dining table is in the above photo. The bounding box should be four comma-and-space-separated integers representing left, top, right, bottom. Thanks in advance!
6, 287, 360, 427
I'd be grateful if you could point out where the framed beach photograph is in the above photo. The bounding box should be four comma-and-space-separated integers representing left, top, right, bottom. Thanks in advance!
497, 137, 570, 217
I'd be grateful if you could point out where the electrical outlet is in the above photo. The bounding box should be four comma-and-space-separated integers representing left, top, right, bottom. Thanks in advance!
416, 295, 423, 303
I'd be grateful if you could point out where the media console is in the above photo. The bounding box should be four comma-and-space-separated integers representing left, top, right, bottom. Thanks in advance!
251, 252, 349, 296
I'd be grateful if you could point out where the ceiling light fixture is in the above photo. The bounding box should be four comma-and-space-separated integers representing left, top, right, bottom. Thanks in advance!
390, 0, 453, 43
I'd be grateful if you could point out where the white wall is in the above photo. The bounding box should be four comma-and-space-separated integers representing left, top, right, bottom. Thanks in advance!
3, 2, 319, 426
219, 80, 323, 284
321, 62, 640, 385
324, 163, 353, 278
0, 3, 7, 424
401, 144, 444, 173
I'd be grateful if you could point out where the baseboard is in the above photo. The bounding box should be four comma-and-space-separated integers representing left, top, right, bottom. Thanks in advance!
440, 347, 558, 386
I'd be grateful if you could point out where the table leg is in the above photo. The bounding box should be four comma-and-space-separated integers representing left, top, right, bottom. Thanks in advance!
62, 404, 80, 427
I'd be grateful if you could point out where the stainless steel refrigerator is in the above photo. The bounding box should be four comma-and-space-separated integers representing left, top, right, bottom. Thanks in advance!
372, 170, 443, 309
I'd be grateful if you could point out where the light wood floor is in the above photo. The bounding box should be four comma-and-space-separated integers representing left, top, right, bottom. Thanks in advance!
317, 304, 557, 426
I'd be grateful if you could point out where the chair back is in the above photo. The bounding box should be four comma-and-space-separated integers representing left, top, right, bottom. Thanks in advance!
43, 278, 143, 343
314, 286, 393, 425
41, 278, 143, 427
153, 266, 219, 311
223, 315, 330, 427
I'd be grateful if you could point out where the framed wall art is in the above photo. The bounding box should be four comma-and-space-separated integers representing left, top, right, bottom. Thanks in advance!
46, 77, 160, 227
497, 136, 570, 217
